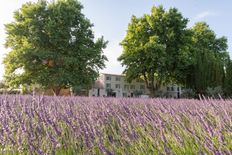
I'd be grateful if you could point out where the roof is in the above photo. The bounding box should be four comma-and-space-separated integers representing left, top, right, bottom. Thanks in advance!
100, 73, 126, 77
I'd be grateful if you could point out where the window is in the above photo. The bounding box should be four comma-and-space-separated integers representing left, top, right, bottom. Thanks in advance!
177, 87, 180, 91
130, 85, 135, 89
106, 83, 111, 89
140, 85, 145, 90
115, 84, 120, 89
115, 76, 121, 81
106, 76, 111, 81
171, 86, 174, 91
167, 87, 170, 91
124, 85, 129, 90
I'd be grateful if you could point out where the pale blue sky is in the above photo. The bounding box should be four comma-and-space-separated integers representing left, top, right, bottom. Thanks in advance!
0, 0, 231, 79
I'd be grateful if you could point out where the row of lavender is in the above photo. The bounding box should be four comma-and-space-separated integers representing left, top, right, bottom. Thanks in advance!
0, 95, 231, 154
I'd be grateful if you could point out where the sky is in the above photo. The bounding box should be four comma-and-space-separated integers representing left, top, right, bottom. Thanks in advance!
0, 0, 231, 80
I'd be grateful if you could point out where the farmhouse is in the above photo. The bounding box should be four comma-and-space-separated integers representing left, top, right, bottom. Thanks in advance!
89, 73, 182, 98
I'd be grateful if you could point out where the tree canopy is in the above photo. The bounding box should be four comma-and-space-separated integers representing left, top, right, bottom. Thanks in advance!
119, 6, 231, 97
224, 60, 232, 96
118, 6, 191, 96
184, 22, 229, 94
3, 0, 107, 95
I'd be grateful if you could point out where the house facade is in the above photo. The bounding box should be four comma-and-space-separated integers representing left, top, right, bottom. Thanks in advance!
89, 73, 182, 98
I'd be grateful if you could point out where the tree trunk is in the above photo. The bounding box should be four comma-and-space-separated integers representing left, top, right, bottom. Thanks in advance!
52, 87, 61, 96
149, 87, 156, 98
148, 81, 161, 98
143, 73, 159, 98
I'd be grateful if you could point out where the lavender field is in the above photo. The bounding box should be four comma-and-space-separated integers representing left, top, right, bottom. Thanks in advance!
0, 95, 231, 154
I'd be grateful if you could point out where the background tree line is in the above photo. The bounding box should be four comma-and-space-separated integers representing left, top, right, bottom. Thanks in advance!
119, 6, 232, 97
2, 1, 232, 97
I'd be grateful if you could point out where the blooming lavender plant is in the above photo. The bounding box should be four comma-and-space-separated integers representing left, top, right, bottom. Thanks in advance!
0, 95, 231, 154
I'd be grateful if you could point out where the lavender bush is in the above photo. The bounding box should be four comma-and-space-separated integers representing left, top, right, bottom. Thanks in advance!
0, 95, 231, 154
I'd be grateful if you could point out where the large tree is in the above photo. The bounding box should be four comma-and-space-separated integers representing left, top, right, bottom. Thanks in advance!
118, 6, 191, 97
3, 0, 107, 95
184, 22, 229, 94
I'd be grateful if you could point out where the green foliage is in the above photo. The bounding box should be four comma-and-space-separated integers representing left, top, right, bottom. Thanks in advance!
3, 0, 107, 95
184, 22, 229, 95
72, 85, 88, 96
224, 60, 232, 96
0, 80, 8, 89
181, 88, 196, 98
118, 5, 231, 97
133, 90, 143, 97
206, 86, 223, 97
118, 6, 191, 97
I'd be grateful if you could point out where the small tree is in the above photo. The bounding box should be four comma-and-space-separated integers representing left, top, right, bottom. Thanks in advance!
3, 0, 107, 95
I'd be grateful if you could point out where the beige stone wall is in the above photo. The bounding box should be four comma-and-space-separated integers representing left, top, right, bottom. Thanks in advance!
90, 73, 149, 97
90, 73, 182, 98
